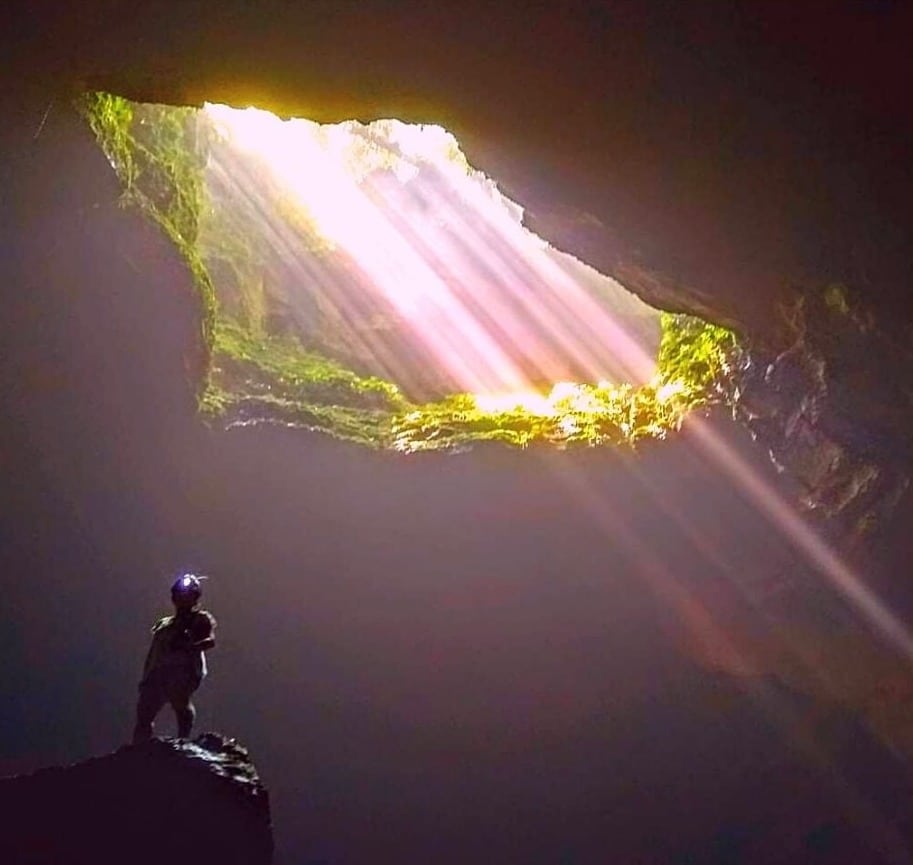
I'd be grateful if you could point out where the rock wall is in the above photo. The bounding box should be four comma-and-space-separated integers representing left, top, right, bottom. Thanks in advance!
733, 285, 911, 549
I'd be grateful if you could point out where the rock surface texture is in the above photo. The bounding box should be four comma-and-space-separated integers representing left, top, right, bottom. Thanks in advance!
734, 287, 911, 545
0, 733, 273, 865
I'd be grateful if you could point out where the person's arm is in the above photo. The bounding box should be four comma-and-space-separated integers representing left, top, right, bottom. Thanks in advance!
188, 611, 216, 651
139, 619, 166, 686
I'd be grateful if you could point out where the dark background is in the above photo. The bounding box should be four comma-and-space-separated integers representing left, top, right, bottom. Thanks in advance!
1, 3, 911, 863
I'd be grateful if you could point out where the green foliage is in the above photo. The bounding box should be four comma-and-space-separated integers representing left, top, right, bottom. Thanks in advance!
81, 92, 136, 185
389, 315, 738, 453
204, 315, 739, 452
182, 291, 740, 454
196, 205, 268, 334
656, 312, 738, 407
77, 92, 217, 394
203, 319, 406, 446
391, 382, 674, 454
391, 395, 547, 452
210, 319, 403, 406
129, 103, 208, 245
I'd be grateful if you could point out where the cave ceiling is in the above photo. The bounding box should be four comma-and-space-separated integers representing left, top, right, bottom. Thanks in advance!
10, 0, 912, 343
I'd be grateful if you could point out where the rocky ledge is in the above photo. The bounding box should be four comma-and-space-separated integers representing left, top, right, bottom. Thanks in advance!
0, 733, 273, 865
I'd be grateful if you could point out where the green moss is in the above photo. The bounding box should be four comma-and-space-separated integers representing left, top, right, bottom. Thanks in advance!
202, 313, 739, 453
80, 93, 739, 452
656, 311, 739, 407
81, 92, 136, 186
210, 319, 403, 406
77, 92, 217, 396
387, 314, 738, 453
202, 319, 405, 446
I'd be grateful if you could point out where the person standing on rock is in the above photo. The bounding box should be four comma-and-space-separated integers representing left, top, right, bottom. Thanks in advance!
132, 574, 217, 743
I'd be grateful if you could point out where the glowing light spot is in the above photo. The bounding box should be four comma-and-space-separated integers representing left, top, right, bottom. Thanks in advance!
559, 416, 579, 436
655, 379, 688, 402
201, 102, 663, 397
551, 382, 603, 413
474, 382, 629, 419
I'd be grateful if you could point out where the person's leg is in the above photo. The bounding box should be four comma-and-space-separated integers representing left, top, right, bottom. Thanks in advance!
133, 684, 166, 743
169, 690, 197, 739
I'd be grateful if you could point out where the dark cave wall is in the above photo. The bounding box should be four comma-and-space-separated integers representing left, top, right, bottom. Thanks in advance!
1, 91, 911, 864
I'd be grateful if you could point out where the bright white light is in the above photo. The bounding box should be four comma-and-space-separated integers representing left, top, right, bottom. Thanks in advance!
201, 103, 663, 398
473, 382, 619, 417
655, 379, 687, 402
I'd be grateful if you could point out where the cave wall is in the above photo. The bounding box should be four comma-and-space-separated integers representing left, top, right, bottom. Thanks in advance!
1, 87, 911, 863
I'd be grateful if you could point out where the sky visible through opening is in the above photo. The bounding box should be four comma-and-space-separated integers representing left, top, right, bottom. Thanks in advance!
200, 104, 663, 408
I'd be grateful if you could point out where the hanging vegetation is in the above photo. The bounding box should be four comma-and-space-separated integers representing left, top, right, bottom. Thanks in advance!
79, 92, 740, 452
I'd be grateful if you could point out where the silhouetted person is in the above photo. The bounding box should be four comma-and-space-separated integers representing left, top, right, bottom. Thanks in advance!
133, 574, 216, 743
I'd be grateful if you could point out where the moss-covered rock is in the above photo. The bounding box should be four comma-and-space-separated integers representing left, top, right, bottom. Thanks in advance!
78, 92, 217, 395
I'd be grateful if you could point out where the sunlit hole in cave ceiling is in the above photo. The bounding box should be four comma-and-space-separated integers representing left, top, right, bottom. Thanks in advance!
200, 103, 662, 405
88, 97, 913, 660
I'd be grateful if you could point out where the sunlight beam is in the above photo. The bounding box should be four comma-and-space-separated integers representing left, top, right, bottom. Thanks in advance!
686, 420, 913, 662
202, 103, 661, 398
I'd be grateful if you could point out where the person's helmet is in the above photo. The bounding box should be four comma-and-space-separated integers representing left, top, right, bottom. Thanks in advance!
171, 573, 203, 607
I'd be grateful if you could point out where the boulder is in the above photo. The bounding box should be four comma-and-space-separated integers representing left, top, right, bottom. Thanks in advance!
0, 733, 273, 865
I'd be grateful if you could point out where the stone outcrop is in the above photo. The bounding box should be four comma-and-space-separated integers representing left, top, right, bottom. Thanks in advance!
732, 285, 912, 547
0, 733, 273, 865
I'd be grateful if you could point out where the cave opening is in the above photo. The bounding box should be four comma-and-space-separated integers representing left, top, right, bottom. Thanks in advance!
81, 93, 737, 452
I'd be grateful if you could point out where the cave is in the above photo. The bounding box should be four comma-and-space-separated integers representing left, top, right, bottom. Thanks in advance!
1, 4, 911, 864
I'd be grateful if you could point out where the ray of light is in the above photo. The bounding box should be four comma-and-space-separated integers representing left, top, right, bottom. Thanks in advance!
685, 418, 913, 662
545, 454, 912, 864
202, 104, 660, 395
201, 104, 912, 670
